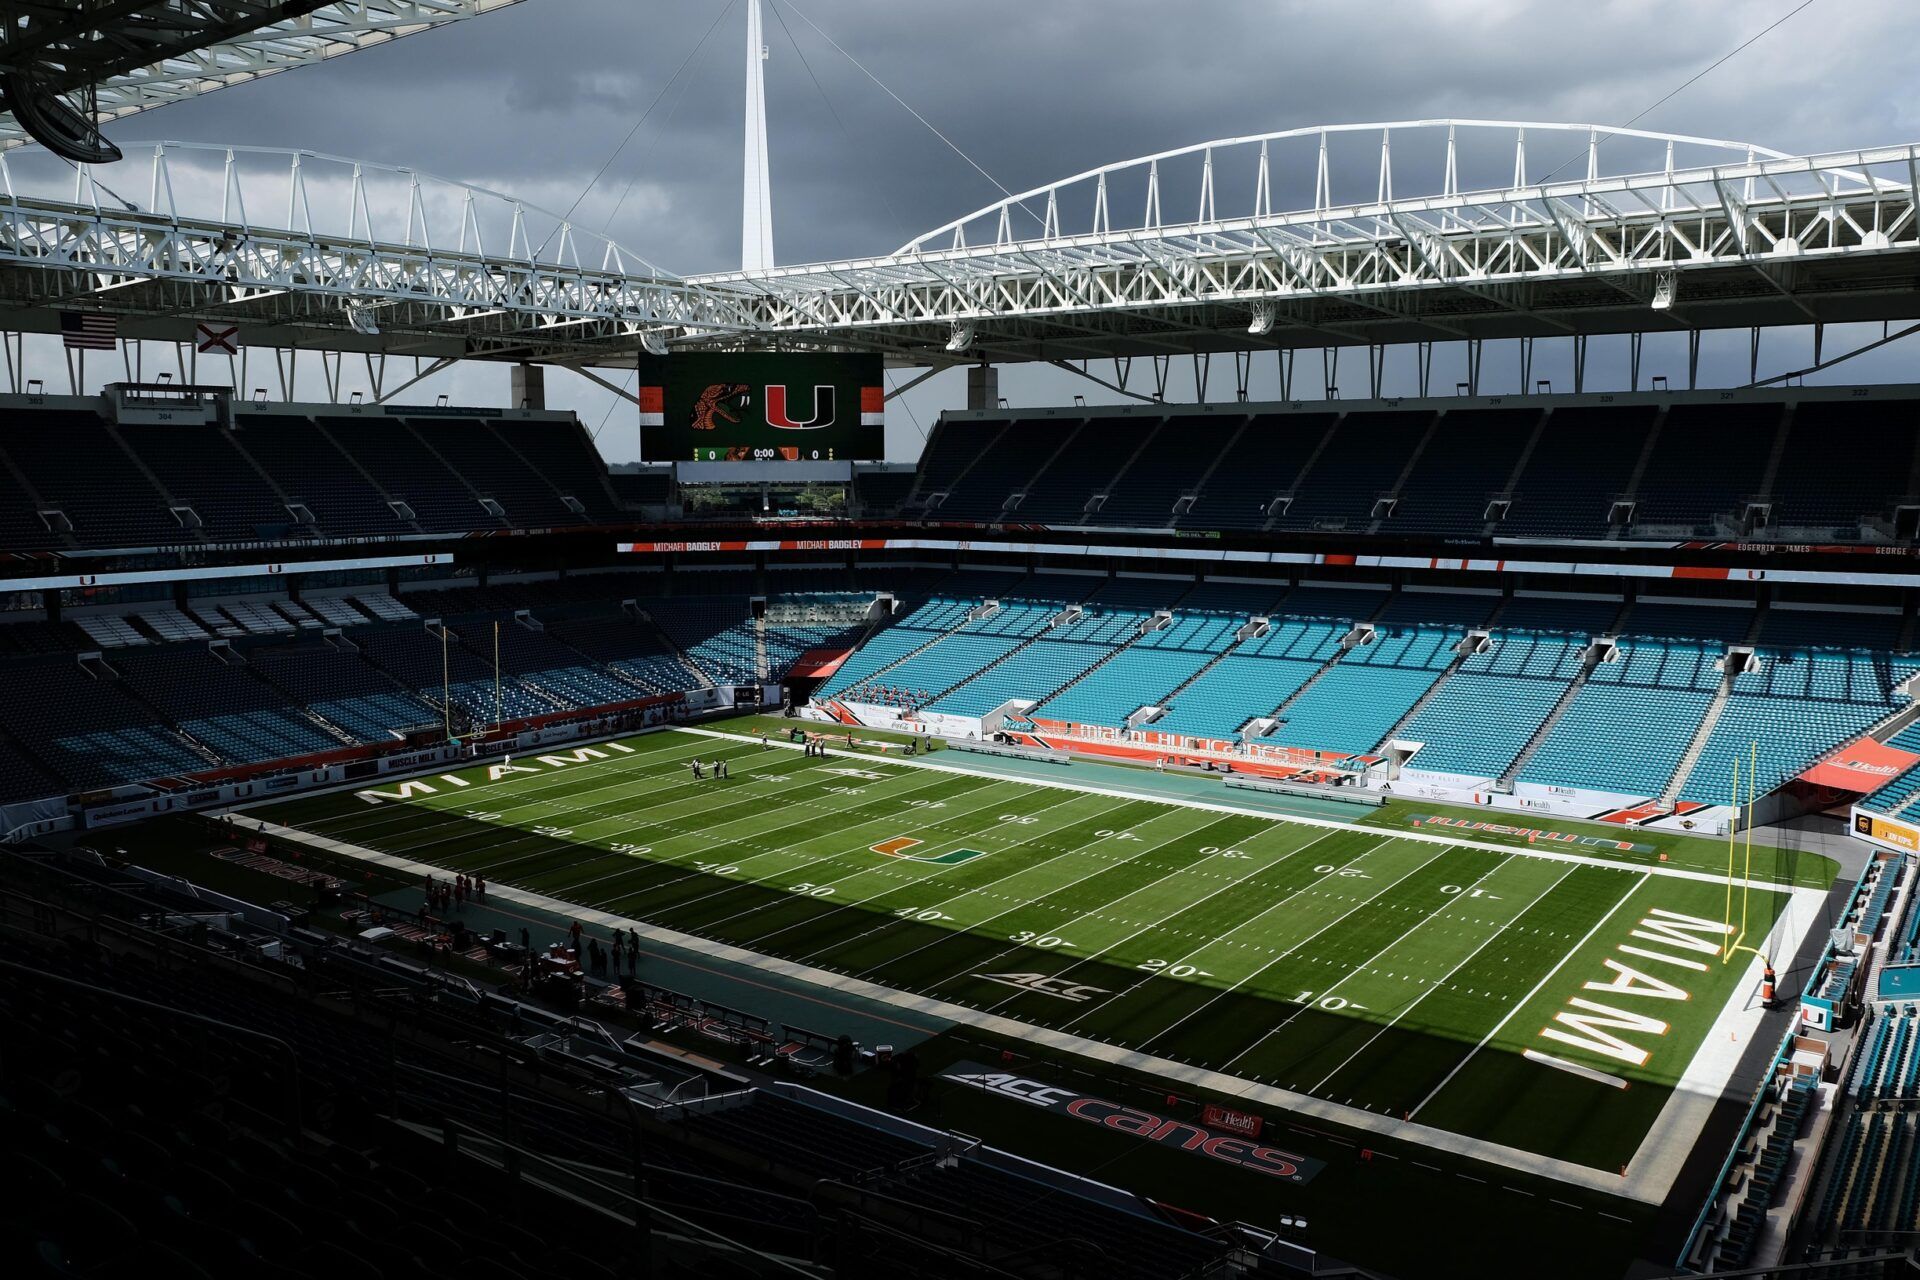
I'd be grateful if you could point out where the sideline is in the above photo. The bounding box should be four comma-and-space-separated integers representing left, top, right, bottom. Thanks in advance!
229, 802, 1816, 1207
684, 725, 1817, 893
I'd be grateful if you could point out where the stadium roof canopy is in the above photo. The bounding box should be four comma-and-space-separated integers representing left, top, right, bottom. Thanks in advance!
0, 120, 1915, 369
694, 121, 1920, 365
0, 0, 522, 152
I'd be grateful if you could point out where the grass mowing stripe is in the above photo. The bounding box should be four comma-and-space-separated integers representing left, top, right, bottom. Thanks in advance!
508, 757, 952, 895
1312, 864, 1625, 1114
1297, 855, 1566, 1097
1409, 871, 1651, 1121
281, 737, 774, 855
944, 813, 1332, 1022
289, 733, 716, 837
631, 774, 1066, 931
1408, 874, 1780, 1169
785, 797, 1181, 966
890, 810, 1265, 996
248, 726, 1794, 1176
682, 785, 1107, 946
346, 748, 832, 887
1055, 833, 1385, 1034
1139, 844, 1502, 1077
1077, 836, 1403, 1047
1225, 846, 1520, 1086
588, 771, 1011, 919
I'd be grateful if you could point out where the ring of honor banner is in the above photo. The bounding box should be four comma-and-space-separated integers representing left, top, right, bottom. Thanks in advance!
640, 352, 884, 462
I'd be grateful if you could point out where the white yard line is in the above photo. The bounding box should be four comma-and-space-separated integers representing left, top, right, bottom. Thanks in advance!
1214, 843, 1491, 1075
1407, 872, 1652, 1120
305, 735, 727, 839
790, 797, 1220, 966
737, 789, 1155, 955
682, 726, 1810, 891
691, 786, 1099, 943
1059, 836, 1405, 1036
235, 811, 1684, 1204
593, 769, 1024, 918
846, 807, 1261, 980
961, 822, 1347, 1022
526, 762, 978, 895
452, 753, 904, 881
1128, 839, 1427, 1050
1307, 862, 1577, 1095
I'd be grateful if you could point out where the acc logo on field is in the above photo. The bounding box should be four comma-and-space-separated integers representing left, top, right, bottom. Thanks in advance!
973, 972, 1108, 1002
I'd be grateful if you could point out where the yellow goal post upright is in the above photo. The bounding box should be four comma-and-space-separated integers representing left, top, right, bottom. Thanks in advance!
1723, 740, 1769, 967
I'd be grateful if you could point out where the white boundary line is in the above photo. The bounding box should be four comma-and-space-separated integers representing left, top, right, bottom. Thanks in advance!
230, 722, 1833, 1204
1408, 873, 1654, 1120
1305, 861, 1577, 1095
235, 810, 1672, 1202
679, 726, 1808, 891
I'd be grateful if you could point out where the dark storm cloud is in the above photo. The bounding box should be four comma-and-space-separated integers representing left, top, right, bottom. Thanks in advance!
128, 0, 1920, 275
104, 0, 1920, 456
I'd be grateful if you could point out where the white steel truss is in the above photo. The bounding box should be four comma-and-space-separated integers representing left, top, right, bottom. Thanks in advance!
687, 121, 1920, 361
0, 122, 1915, 365
0, 141, 758, 359
0, 1, 525, 151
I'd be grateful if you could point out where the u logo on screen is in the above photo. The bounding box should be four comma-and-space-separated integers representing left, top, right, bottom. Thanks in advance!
766, 384, 837, 430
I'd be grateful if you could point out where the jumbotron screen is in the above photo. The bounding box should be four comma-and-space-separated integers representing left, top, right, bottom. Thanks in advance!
640, 352, 884, 462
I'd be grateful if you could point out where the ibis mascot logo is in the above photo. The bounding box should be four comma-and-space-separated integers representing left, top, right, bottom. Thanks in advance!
940, 1062, 1324, 1183
691, 382, 839, 432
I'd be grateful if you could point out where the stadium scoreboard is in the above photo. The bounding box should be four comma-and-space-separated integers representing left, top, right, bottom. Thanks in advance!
640, 352, 884, 463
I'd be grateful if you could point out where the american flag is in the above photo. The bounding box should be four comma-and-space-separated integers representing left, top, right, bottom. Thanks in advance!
61, 312, 117, 350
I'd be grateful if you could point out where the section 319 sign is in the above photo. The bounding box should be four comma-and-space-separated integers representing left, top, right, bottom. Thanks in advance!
640, 352, 884, 462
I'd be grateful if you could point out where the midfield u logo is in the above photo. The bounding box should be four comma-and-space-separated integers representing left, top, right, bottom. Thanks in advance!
765, 384, 837, 430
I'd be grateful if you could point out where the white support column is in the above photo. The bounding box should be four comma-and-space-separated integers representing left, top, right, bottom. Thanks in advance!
741, 0, 775, 273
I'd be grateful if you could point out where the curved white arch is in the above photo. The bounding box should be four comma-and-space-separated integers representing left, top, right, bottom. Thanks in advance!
898, 119, 1798, 255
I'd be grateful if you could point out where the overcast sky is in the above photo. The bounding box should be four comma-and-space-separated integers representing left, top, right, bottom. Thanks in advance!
74, 0, 1920, 459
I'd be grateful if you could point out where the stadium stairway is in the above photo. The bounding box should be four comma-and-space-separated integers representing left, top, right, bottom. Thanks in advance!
1606, 402, 1672, 540
963, 617, 1151, 718
1027, 594, 1199, 718
88, 654, 229, 773
827, 603, 985, 697
1676, 602, 1771, 795
996, 418, 1092, 520
1659, 656, 1740, 805
1256, 416, 1343, 533
1143, 614, 1262, 719
399, 420, 513, 530
1497, 647, 1602, 784
1478, 408, 1552, 538
634, 606, 721, 689
916, 615, 1075, 708
1376, 601, 1505, 747
1361, 410, 1444, 536
1495, 600, 1629, 784
305, 419, 431, 536
904, 420, 1011, 516
1081, 418, 1171, 523
1248, 590, 1397, 734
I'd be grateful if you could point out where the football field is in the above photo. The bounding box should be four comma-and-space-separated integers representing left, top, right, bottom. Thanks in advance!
242, 724, 1821, 1189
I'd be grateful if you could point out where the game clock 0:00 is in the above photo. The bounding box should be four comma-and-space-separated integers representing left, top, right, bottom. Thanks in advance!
691, 445, 836, 463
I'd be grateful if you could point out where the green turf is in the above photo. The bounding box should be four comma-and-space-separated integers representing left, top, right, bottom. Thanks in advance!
247, 726, 1800, 1174
1362, 795, 1837, 888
